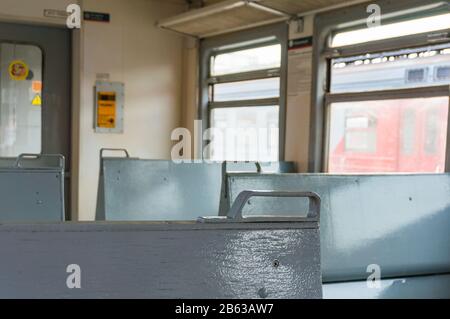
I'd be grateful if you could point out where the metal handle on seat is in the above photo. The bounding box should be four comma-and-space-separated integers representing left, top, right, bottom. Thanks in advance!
14, 153, 65, 170
100, 148, 130, 159
227, 190, 321, 221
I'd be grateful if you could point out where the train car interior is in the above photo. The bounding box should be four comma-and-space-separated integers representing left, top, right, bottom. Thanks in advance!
0, 0, 449, 300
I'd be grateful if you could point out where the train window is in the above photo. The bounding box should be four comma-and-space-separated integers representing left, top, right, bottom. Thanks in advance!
331, 44, 450, 93
327, 44, 450, 173
314, 4, 450, 174
206, 43, 282, 162
406, 68, 427, 84
327, 97, 449, 174
212, 77, 280, 102
331, 12, 450, 48
209, 106, 279, 161
435, 66, 450, 81
211, 44, 281, 76
401, 109, 416, 155
344, 116, 377, 153
0, 42, 43, 157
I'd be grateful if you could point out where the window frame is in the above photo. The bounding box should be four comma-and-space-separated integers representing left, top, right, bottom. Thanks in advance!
199, 23, 288, 161
311, 0, 450, 173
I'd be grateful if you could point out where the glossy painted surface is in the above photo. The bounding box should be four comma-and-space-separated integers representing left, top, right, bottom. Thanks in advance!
0, 156, 64, 222
96, 159, 295, 221
0, 222, 321, 299
96, 159, 224, 220
227, 173, 450, 282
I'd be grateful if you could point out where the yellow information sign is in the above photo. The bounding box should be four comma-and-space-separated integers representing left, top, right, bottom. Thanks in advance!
97, 92, 116, 128
32, 94, 42, 106
9, 60, 29, 81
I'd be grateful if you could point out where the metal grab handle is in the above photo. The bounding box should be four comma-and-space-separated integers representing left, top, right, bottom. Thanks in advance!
14, 153, 65, 170
100, 148, 130, 159
227, 190, 321, 220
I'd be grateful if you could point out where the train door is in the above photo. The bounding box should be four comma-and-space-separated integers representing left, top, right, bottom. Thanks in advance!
0, 22, 71, 218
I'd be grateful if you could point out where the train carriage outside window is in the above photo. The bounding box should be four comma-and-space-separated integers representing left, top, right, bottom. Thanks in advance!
324, 11, 450, 174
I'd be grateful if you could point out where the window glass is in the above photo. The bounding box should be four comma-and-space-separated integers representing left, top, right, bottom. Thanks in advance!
213, 77, 280, 102
211, 44, 281, 76
344, 116, 377, 153
435, 66, 450, 81
0, 43, 42, 157
406, 68, 427, 83
331, 13, 450, 48
327, 97, 448, 173
331, 44, 450, 93
209, 106, 279, 162
208, 38, 282, 163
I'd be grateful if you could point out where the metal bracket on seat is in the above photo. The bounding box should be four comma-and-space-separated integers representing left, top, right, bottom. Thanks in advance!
99, 148, 130, 159
14, 153, 65, 170
199, 190, 321, 223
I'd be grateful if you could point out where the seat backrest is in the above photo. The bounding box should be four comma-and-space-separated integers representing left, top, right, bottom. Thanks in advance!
96, 148, 296, 221
96, 158, 224, 221
224, 173, 450, 282
0, 154, 65, 222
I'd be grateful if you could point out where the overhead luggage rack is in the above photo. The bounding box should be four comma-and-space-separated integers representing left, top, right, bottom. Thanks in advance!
156, 0, 370, 38
157, 0, 289, 38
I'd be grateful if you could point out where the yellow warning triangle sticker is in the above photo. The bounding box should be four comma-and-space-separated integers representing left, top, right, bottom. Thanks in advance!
32, 94, 41, 106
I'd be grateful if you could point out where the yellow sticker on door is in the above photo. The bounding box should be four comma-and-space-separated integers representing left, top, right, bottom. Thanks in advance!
32, 94, 42, 106
9, 60, 29, 81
